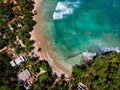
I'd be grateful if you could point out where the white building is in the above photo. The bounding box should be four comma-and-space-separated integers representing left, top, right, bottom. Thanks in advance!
10, 56, 27, 67
77, 82, 86, 90
18, 69, 31, 81
18, 69, 35, 89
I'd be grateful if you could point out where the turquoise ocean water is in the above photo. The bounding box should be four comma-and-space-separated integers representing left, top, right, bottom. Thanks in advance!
39, 0, 120, 69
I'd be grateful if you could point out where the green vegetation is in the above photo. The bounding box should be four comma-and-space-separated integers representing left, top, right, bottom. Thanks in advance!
40, 60, 52, 73
27, 60, 52, 75
0, 52, 19, 90
19, 57, 56, 89
29, 61, 41, 75
15, 45, 25, 54
0, 1, 120, 90
0, 0, 35, 52
10, 0, 35, 52
0, 0, 56, 90
28, 61, 57, 90
71, 51, 120, 89
0, 1, 15, 49
52, 79, 69, 90
0, 0, 37, 89
30, 73, 57, 90
0, 52, 55, 90
51, 51, 120, 90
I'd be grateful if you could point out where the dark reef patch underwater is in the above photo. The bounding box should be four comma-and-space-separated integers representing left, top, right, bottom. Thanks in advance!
40, 0, 120, 69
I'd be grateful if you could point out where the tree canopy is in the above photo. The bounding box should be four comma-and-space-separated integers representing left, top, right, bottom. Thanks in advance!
71, 51, 120, 90
0, 53, 19, 90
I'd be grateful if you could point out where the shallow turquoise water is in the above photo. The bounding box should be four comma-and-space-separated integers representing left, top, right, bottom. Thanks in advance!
39, 0, 120, 68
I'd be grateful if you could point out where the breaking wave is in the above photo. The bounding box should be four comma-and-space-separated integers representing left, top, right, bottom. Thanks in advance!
102, 47, 120, 53
81, 46, 120, 61
53, 0, 81, 20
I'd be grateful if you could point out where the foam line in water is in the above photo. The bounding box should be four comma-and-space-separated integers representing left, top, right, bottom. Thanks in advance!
81, 47, 120, 60
82, 51, 97, 60
102, 47, 120, 53
53, 0, 81, 20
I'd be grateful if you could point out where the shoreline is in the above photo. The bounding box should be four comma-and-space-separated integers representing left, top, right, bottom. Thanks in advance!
30, 0, 71, 77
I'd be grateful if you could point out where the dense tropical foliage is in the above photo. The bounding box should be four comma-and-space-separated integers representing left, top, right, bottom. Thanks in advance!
0, 52, 20, 90
0, 0, 120, 90
71, 51, 120, 90
0, 0, 35, 52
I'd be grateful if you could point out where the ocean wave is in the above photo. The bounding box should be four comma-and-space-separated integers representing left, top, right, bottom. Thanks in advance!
102, 47, 120, 53
53, 0, 81, 20
82, 51, 97, 60
81, 47, 120, 60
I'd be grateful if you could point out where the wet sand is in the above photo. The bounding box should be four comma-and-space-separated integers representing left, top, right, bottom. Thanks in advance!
30, 0, 71, 77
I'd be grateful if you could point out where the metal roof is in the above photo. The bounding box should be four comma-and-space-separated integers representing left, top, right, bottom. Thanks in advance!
15, 58, 22, 65
10, 61, 16, 67
10, 56, 27, 67
20, 56, 25, 61
18, 69, 31, 81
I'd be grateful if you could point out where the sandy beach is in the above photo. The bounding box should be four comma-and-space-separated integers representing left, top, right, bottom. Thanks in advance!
30, 0, 71, 77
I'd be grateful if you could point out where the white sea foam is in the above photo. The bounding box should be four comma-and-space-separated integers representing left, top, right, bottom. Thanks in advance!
82, 51, 97, 60
81, 46, 120, 60
53, 0, 81, 20
102, 47, 120, 53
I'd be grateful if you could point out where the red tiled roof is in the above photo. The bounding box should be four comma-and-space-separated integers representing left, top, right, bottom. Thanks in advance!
27, 77, 35, 84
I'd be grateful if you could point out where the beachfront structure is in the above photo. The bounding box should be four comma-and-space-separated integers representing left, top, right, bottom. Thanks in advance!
18, 69, 35, 89
10, 56, 27, 67
77, 82, 86, 90
18, 69, 30, 81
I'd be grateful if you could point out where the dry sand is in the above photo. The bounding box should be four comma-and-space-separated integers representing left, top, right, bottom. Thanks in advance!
30, 0, 71, 77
